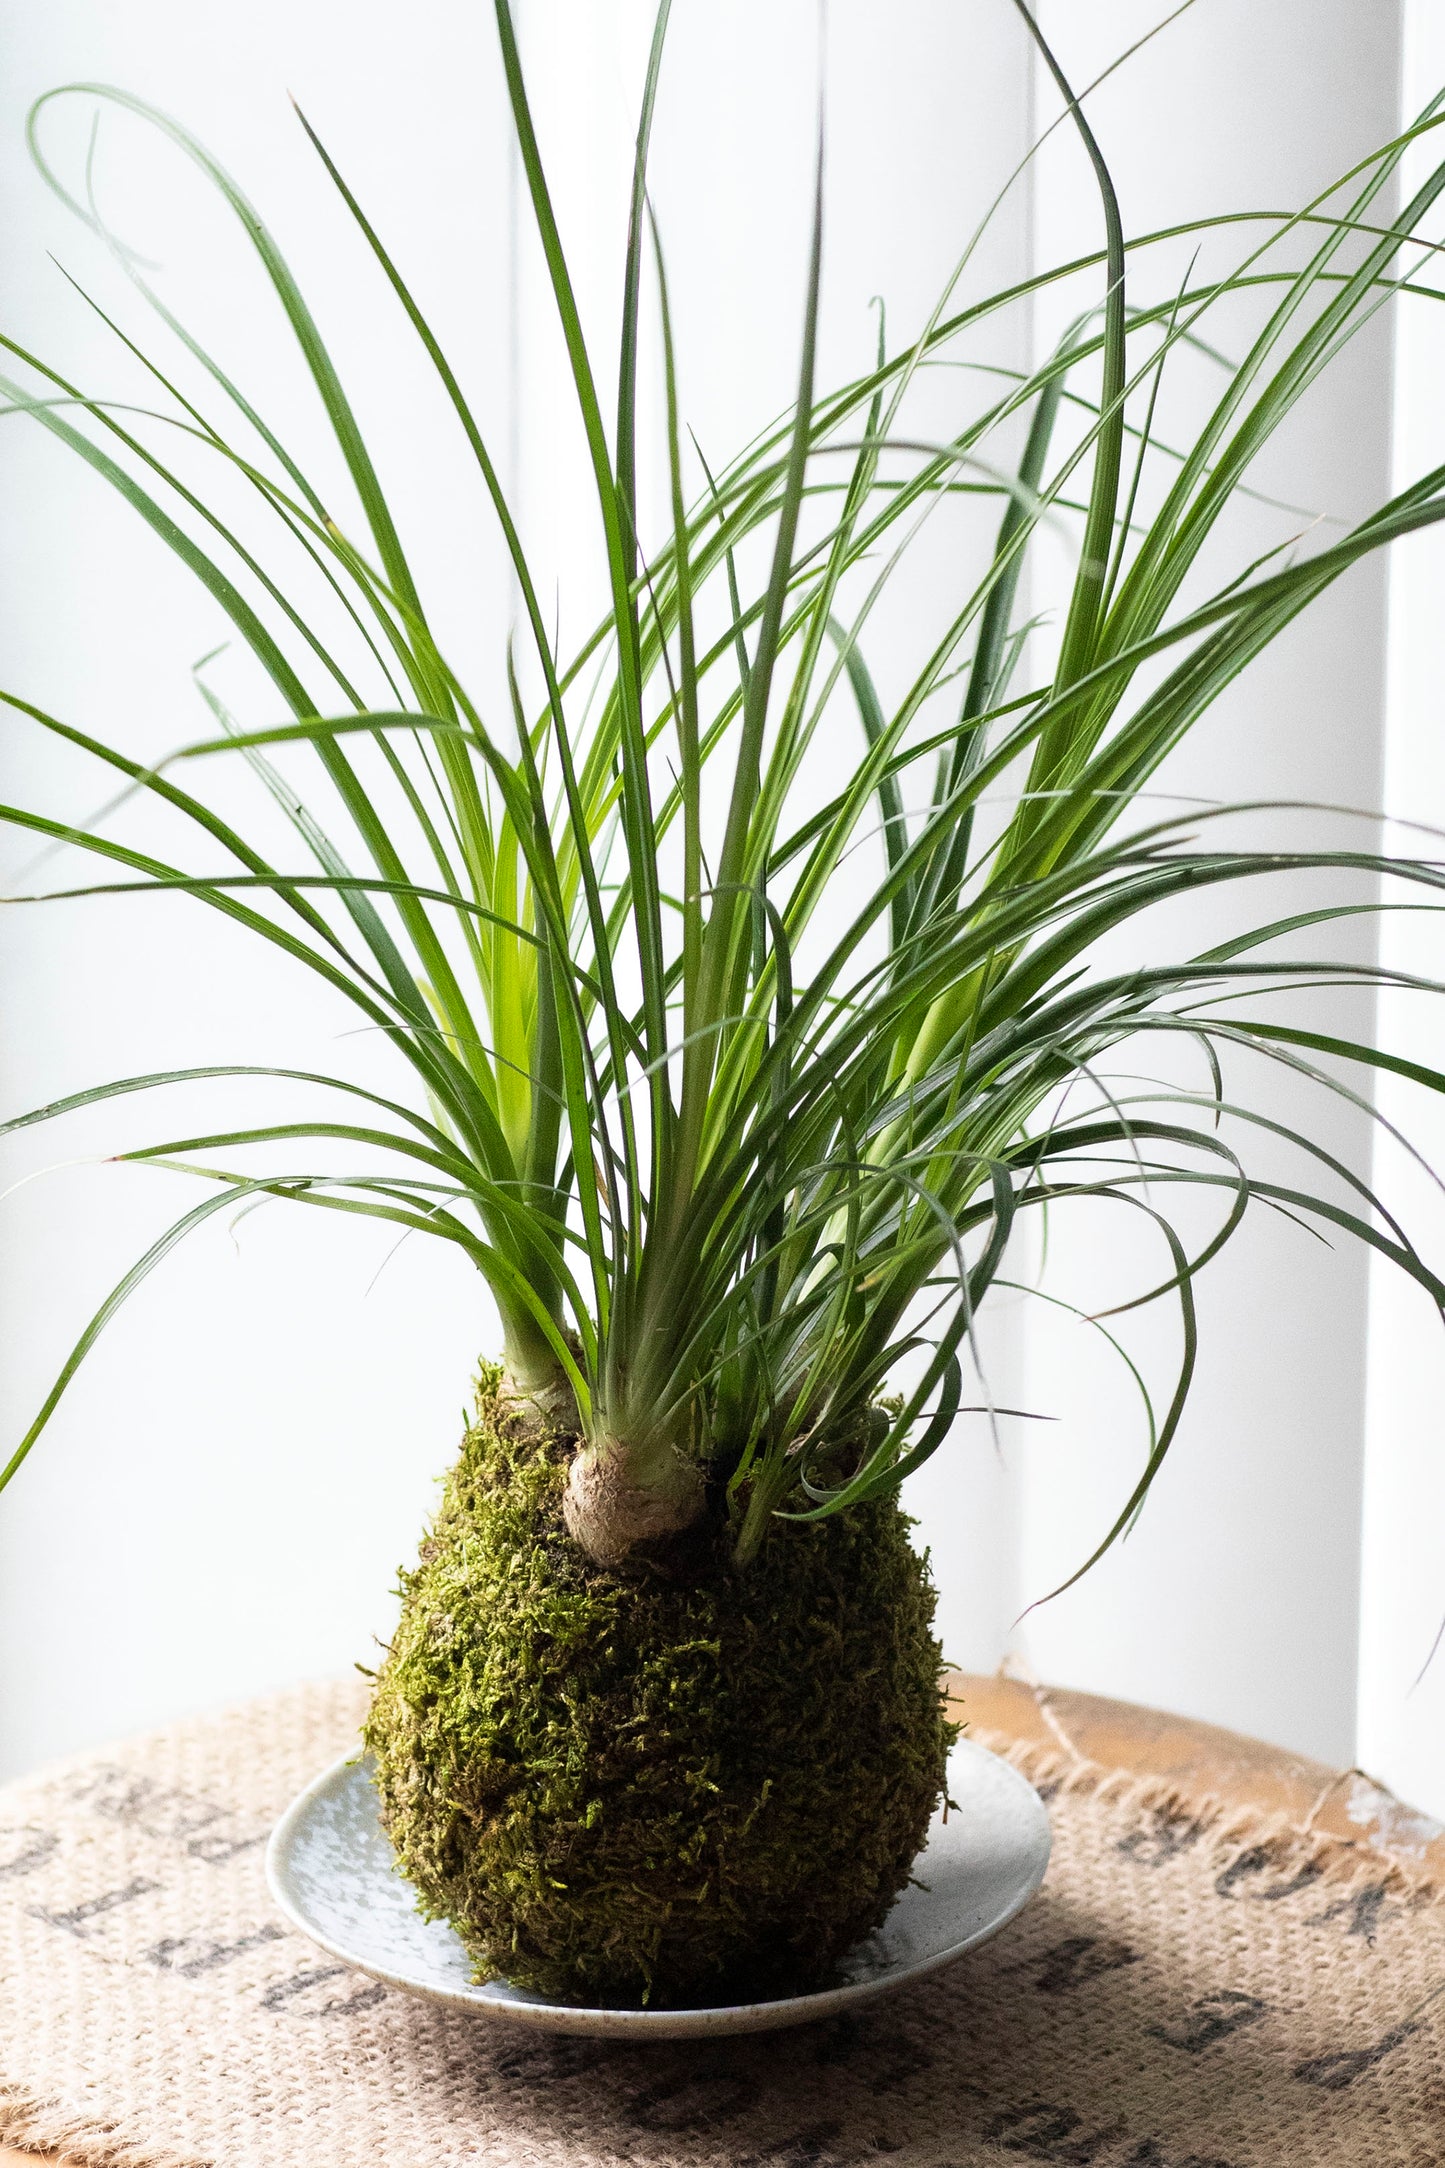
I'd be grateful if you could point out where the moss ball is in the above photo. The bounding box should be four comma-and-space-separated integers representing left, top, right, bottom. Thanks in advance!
364, 1366, 954, 2008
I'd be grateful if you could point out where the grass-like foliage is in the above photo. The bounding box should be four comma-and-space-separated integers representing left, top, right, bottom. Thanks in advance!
6, 1, 1445, 1574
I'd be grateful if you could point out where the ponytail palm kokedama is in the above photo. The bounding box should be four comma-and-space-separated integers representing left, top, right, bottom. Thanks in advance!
8, 2, 1445, 2003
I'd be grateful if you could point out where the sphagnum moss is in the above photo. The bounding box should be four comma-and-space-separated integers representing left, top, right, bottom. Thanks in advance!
364, 1365, 955, 2007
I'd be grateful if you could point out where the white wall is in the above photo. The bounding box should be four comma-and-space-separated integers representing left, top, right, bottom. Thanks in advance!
3, 2, 1438, 1806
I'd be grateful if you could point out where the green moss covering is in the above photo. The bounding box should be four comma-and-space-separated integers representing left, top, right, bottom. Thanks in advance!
363, 1364, 955, 2007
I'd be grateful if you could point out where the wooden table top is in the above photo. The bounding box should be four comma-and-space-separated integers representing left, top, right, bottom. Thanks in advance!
5, 1671, 1440, 2166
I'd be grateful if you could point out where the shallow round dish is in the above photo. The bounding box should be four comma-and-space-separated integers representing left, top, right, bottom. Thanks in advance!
265, 1738, 1049, 2039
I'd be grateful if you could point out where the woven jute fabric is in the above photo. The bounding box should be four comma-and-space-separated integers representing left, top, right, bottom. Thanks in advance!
1, 1682, 1442, 2168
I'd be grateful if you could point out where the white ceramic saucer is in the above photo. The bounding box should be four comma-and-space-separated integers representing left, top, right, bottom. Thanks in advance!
265, 1739, 1050, 2039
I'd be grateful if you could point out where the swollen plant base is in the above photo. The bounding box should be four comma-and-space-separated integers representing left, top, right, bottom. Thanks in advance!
364, 1364, 954, 2008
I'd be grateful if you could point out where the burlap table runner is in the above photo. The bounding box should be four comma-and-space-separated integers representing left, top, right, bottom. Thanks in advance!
1, 1680, 1441, 2168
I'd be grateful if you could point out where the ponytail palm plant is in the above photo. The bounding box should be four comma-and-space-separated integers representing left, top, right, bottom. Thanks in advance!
7, 1, 1445, 2003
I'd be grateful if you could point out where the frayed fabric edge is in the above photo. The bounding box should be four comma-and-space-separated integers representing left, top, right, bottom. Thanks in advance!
0, 2082, 209, 2168
968, 1724, 1441, 1909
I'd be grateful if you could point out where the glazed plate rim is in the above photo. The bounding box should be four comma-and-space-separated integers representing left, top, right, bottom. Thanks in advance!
265, 1736, 1050, 2038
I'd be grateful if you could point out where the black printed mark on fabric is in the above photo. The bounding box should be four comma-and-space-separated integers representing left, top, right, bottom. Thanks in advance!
1307, 1880, 1397, 1946
1294, 2019, 1423, 2090
1033, 1935, 1141, 1995
1121, 2144, 1243, 2167
487, 2035, 610, 2084
1115, 1807, 1207, 1868
1148, 1991, 1269, 2054
259, 1963, 387, 2017
732, 2121, 850, 2167
0, 1824, 58, 1880
185, 1829, 268, 1864
28, 1876, 160, 1937
809, 2009, 936, 2095
144, 1923, 286, 1976
814, 2013, 863, 2065
65, 1768, 227, 1840
61, 1764, 266, 1862
627, 2064, 763, 2134
982, 2101, 1127, 2161
1213, 1848, 1323, 1904
861, 2030, 937, 2094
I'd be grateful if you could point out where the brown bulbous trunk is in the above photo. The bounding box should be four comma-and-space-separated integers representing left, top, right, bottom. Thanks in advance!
562, 1433, 708, 1572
